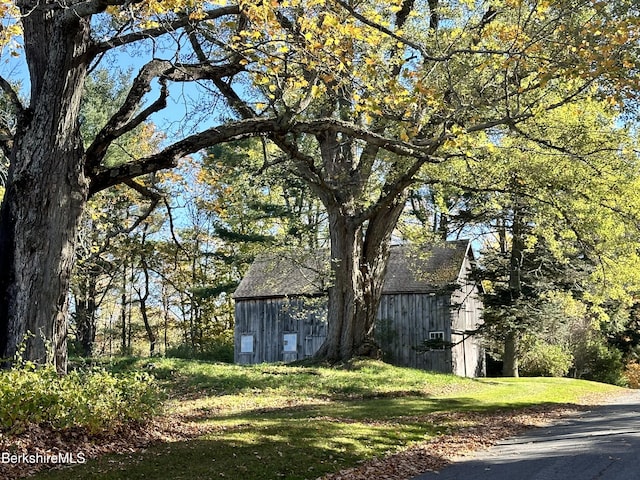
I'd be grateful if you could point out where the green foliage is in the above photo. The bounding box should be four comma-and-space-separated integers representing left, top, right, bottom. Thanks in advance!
424, 95, 640, 378
0, 365, 162, 434
191, 282, 239, 300
577, 341, 626, 386
519, 337, 574, 377
165, 339, 234, 363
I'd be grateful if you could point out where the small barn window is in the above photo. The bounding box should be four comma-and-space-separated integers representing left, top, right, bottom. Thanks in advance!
283, 333, 297, 352
426, 331, 446, 351
240, 335, 254, 353
429, 331, 445, 341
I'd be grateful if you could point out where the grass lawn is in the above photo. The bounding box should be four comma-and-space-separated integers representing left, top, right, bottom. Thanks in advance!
29, 358, 626, 480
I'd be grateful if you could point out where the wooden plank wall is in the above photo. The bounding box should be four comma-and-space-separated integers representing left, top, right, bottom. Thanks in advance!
375, 293, 453, 372
450, 257, 485, 377
235, 293, 458, 374
234, 297, 327, 365
234, 261, 484, 377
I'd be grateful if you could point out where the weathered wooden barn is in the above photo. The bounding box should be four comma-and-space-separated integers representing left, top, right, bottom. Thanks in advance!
233, 240, 485, 377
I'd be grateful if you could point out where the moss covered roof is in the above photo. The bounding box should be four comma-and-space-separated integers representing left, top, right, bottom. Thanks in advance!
233, 239, 472, 300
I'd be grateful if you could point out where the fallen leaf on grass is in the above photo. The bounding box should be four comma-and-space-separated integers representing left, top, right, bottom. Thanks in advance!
317, 405, 585, 480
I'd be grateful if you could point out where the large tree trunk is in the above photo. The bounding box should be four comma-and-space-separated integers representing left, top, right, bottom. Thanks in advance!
0, 6, 91, 373
314, 198, 406, 364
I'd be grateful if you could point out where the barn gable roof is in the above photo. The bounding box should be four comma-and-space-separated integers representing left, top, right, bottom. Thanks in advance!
233, 239, 473, 300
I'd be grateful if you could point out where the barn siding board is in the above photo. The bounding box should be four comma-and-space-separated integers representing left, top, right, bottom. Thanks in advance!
402, 296, 409, 366
373, 292, 457, 371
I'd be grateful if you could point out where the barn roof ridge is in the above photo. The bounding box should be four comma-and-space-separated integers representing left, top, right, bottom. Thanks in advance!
233, 239, 473, 300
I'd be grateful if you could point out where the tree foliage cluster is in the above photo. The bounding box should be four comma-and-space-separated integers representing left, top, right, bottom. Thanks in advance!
409, 97, 640, 379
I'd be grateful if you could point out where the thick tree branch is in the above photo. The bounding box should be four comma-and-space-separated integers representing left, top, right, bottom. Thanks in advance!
270, 132, 329, 195
86, 58, 243, 172
89, 111, 484, 199
293, 118, 442, 158
90, 6, 240, 54
63, 0, 111, 19
86, 78, 168, 171
89, 117, 281, 194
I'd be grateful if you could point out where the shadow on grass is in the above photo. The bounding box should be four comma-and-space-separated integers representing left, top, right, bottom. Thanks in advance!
28, 397, 583, 480
34, 360, 604, 480
29, 415, 444, 480
178, 392, 581, 425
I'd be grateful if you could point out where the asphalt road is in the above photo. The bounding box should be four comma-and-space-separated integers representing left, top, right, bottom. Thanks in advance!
411, 391, 640, 480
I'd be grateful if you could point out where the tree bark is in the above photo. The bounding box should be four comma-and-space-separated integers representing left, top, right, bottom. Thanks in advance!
503, 331, 519, 377
73, 277, 98, 357
314, 197, 406, 364
0, 6, 91, 373
137, 257, 156, 357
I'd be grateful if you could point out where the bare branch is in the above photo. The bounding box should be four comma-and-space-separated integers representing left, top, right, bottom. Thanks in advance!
114, 180, 162, 234
333, 0, 430, 58
187, 26, 258, 120
163, 196, 188, 254
89, 179, 162, 258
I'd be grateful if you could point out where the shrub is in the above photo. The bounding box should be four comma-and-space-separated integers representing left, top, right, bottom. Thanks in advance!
624, 362, 640, 389
166, 339, 234, 363
520, 340, 573, 377
578, 342, 626, 386
0, 365, 162, 434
